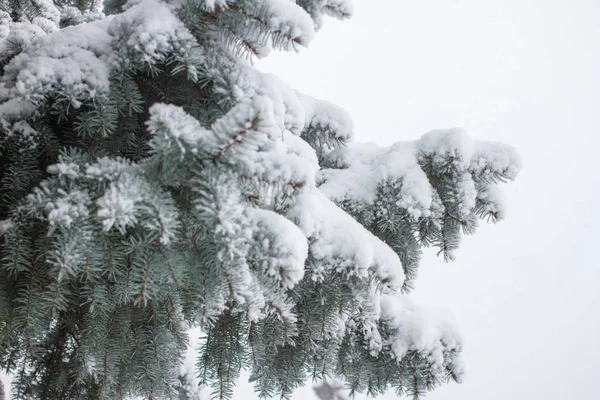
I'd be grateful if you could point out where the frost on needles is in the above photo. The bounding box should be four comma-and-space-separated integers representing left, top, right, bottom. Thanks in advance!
0, 0, 521, 399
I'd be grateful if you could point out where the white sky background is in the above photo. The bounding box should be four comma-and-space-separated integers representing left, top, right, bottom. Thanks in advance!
242, 0, 600, 399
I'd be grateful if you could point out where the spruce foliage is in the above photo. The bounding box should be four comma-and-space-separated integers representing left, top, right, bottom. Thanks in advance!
0, 0, 521, 399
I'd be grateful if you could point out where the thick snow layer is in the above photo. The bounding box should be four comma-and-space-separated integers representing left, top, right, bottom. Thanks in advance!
418, 128, 474, 169
247, 208, 308, 289
320, 141, 433, 219
0, 0, 196, 115
108, 0, 196, 64
250, 0, 316, 46
31, 0, 61, 23
147, 103, 214, 154
256, 73, 307, 136
418, 128, 522, 180
209, 95, 319, 188
297, 91, 354, 142
470, 140, 522, 180
3, 22, 113, 104
287, 189, 405, 288
319, 129, 521, 221
380, 294, 465, 381
0, 21, 45, 64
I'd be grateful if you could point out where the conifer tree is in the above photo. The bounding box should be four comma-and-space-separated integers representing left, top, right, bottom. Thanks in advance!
0, 0, 521, 399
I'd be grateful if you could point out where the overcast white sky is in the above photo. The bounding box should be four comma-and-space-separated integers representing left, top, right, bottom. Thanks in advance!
246, 0, 600, 399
